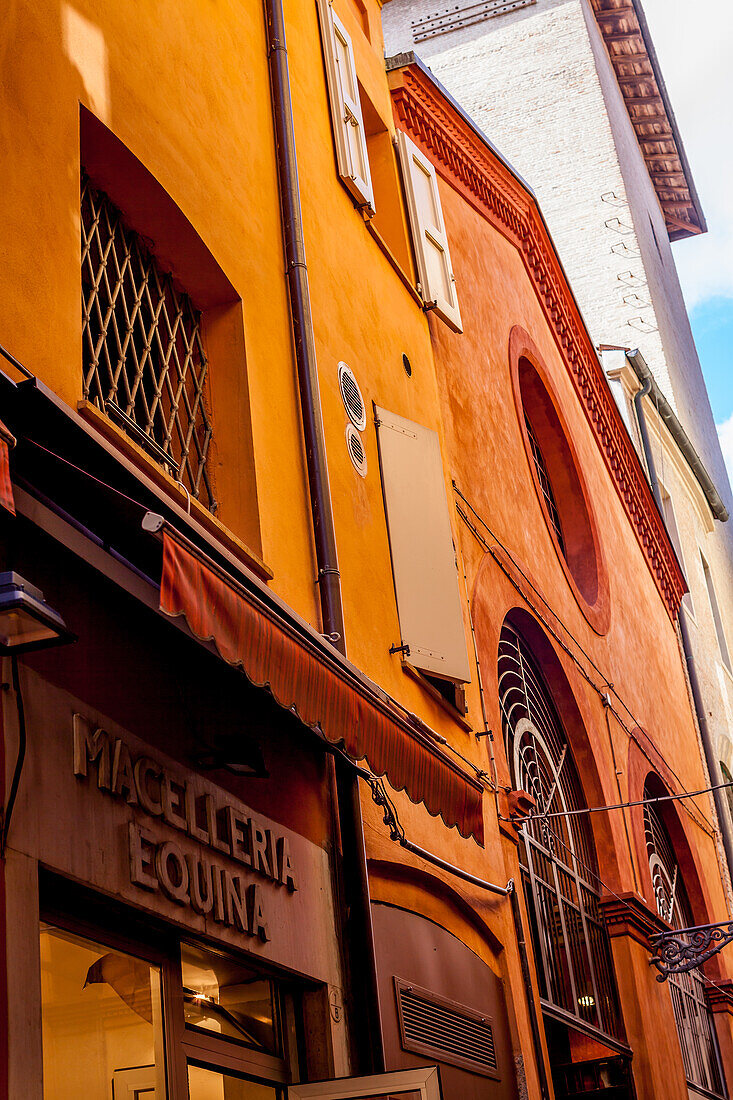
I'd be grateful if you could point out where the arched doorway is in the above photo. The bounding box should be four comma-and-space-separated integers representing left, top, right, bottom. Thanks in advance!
643, 776, 726, 1097
498, 622, 631, 1098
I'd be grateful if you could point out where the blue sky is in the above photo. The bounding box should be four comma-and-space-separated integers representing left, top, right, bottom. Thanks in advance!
638, 0, 726, 481
640, 0, 733, 481
690, 299, 733, 423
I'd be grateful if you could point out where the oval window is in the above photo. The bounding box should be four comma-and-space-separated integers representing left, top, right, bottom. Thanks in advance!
510, 327, 609, 631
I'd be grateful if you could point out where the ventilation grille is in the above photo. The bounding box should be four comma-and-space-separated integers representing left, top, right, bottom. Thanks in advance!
346, 424, 367, 477
338, 362, 367, 431
411, 0, 535, 42
395, 979, 498, 1078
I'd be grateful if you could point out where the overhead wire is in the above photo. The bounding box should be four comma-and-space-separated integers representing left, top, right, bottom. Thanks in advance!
453, 481, 716, 838
531, 804, 733, 1009
507, 779, 733, 824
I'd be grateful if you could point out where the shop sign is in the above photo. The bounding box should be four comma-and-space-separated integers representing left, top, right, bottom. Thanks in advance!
73, 714, 299, 944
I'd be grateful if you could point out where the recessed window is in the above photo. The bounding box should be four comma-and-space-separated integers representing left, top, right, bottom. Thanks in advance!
40, 923, 166, 1098
644, 779, 726, 1096
182, 942, 278, 1053
516, 348, 604, 614
524, 413, 565, 556
81, 173, 216, 510
701, 551, 731, 670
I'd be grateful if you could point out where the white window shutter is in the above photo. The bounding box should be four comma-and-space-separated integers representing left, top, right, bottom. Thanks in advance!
316, 0, 374, 211
375, 406, 471, 683
396, 130, 462, 333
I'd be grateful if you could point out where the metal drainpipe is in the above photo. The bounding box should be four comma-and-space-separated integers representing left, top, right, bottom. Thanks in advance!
263, 0, 385, 1072
633, 384, 733, 886
510, 888, 552, 1100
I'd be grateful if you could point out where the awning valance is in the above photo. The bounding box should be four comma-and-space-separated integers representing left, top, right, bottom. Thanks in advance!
0, 417, 16, 516
159, 531, 484, 843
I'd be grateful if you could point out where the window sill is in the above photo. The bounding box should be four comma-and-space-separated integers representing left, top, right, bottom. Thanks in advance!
77, 400, 273, 582
401, 659, 473, 732
364, 219, 424, 309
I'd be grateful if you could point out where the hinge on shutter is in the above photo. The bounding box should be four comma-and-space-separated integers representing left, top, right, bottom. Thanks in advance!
389, 642, 411, 657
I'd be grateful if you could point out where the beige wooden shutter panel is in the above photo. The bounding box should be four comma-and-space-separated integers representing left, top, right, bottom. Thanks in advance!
317, 0, 374, 211
376, 406, 470, 683
396, 130, 462, 332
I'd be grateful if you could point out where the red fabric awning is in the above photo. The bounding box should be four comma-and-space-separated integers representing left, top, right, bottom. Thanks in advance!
0, 419, 16, 516
159, 532, 484, 843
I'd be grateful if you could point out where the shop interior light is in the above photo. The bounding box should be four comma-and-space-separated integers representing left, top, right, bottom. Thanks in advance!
0, 572, 74, 654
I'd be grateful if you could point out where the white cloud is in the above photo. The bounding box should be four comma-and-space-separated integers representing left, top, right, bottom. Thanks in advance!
718, 414, 733, 489
641, 0, 733, 308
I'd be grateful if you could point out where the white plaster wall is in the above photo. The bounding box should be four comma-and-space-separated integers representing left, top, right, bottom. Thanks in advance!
384, 0, 730, 504
382, 0, 733, 773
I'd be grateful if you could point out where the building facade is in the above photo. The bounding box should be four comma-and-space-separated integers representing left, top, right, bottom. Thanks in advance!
0, 2, 731, 1100
381, 0, 733, 876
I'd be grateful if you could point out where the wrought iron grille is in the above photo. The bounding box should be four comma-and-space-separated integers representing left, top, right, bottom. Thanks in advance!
81, 174, 216, 510
644, 790, 726, 1096
499, 626, 623, 1042
524, 415, 565, 557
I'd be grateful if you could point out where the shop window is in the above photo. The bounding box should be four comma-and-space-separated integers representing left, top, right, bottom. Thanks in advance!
375, 405, 470, 685
40, 924, 166, 1099
395, 130, 462, 333
81, 174, 216, 511
701, 551, 731, 671
188, 1065, 279, 1100
317, 0, 374, 211
182, 942, 278, 1053
39, 907, 293, 1100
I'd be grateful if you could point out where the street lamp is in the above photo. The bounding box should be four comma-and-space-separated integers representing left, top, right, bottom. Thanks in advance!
0, 572, 74, 654
0, 571, 74, 857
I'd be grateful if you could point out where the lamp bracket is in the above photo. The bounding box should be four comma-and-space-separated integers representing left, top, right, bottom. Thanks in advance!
649, 920, 733, 981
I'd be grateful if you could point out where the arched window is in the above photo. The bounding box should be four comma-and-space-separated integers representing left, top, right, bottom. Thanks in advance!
498, 624, 622, 1042
643, 782, 726, 1096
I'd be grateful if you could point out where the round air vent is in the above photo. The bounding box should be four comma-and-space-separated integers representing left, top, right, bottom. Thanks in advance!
345, 424, 367, 477
338, 362, 367, 431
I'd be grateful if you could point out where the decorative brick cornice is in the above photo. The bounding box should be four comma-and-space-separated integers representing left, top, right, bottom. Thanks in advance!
706, 980, 733, 1016
599, 893, 669, 947
389, 63, 687, 622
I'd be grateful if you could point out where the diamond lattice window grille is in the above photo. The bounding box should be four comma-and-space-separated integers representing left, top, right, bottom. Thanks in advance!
81, 173, 216, 512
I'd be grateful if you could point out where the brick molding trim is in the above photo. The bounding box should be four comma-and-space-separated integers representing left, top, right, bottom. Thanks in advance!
599, 893, 668, 947
389, 63, 686, 621
706, 981, 733, 1016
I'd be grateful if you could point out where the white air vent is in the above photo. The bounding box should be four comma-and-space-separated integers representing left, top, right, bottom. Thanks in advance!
395, 978, 498, 1078
346, 424, 367, 477
338, 362, 367, 431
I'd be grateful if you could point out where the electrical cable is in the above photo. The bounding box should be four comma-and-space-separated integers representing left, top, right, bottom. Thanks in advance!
331, 744, 512, 895
18, 439, 493, 793
0, 657, 27, 859
505, 779, 733, 824
532, 811, 733, 1008
454, 485, 715, 838
22, 438, 151, 513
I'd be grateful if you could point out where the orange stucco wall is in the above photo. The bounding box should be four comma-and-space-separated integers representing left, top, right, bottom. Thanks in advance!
2, 1, 731, 1098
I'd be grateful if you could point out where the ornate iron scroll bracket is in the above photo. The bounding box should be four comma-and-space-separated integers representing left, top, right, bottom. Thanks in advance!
650, 921, 733, 981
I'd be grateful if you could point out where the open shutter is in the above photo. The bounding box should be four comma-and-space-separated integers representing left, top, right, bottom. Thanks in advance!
316, 0, 374, 211
375, 406, 470, 683
396, 130, 462, 332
